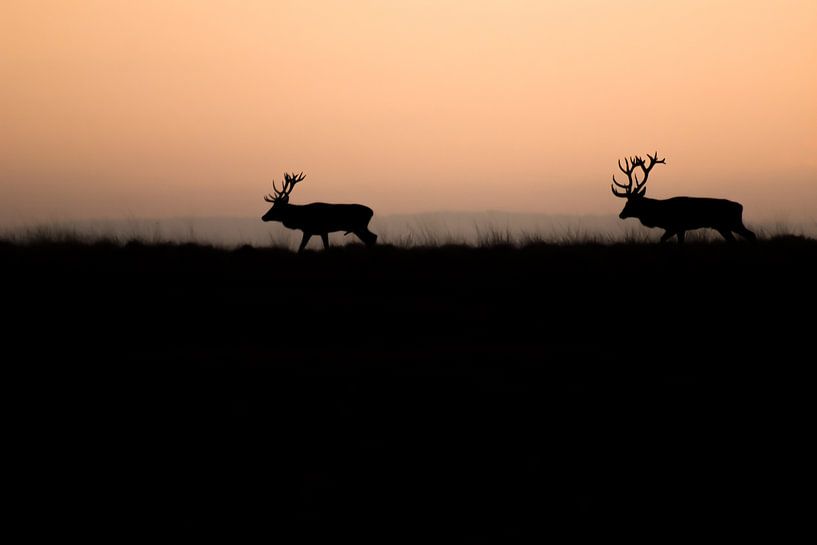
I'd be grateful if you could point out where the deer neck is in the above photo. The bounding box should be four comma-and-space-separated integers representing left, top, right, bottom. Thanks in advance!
633, 197, 663, 225
279, 204, 303, 228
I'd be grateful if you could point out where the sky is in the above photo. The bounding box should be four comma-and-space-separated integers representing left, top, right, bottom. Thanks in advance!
1, 0, 816, 225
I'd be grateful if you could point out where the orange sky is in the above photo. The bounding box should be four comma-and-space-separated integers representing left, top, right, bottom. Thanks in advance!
1, 0, 815, 225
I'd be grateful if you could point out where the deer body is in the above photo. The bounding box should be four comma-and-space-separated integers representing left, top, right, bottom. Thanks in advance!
621, 196, 754, 242
611, 153, 755, 243
262, 173, 377, 252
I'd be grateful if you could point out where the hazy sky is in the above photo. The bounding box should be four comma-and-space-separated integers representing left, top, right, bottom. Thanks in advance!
2, 0, 815, 225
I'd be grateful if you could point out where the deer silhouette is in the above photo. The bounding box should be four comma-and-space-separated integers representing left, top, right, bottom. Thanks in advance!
262, 172, 378, 252
611, 152, 756, 243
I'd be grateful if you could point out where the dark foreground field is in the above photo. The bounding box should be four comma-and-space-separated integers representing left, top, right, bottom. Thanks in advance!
5, 237, 816, 539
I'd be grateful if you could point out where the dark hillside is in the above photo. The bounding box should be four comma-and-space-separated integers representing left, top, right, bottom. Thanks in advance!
5, 238, 815, 539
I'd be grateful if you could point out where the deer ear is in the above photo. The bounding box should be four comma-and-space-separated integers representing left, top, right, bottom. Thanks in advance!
280, 195, 289, 204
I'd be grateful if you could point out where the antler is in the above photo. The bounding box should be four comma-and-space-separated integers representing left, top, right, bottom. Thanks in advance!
633, 152, 665, 189
611, 157, 637, 198
263, 183, 279, 202
611, 152, 665, 198
264, 171, 306, 202
281, 172, 305, 197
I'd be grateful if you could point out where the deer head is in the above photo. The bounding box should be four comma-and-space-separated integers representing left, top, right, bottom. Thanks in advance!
611, 152, 665, 218
262, 172, 305, 222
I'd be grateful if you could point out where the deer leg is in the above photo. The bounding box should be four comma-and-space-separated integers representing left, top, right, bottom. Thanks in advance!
355, 229, 378, 247
321, 233, 330, 249
676, 231, 686, 244
298, 233, 312, 253
660, 230, 675, 243
735, 224, 757, 241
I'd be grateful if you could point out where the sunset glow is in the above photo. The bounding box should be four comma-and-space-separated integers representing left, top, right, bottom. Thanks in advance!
2, 0, 815, 224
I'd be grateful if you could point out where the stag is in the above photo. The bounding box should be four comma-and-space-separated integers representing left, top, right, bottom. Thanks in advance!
262, 172, 377, 252
611, 153, 756, 243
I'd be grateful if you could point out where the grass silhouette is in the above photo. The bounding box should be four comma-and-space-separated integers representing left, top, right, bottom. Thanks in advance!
5, 234, 815, 538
